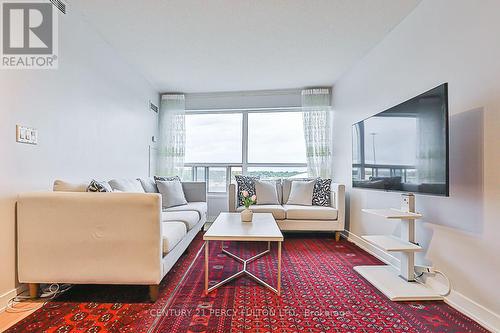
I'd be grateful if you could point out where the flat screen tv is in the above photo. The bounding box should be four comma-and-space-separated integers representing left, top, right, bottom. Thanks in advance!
352, 83, 449, 196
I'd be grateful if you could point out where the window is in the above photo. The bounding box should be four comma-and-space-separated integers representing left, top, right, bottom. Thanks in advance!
184, 109, 307, 192
181, 167, 193, 181
208, 167, 227, 192
247, 166, 308, 180
185, 113, 242, 163
248, 112, 306, 164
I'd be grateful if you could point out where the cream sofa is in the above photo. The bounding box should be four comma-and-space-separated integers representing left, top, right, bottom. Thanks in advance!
229, 180, 345, 240
17, 179, 206, 301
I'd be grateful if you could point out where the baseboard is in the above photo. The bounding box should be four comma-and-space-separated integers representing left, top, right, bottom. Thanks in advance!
344, 231, 500, 332
0, 285, 27, 313
443, 287, 500, 332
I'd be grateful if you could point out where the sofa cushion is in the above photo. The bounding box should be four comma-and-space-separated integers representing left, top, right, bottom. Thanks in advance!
235, 175, 259, 207
282, 179, 311, 203
162, 211, 199, 230
286, 180, 315, 206
164, 202, 207, 220
87, 180, 112, 192
53, 180, 88, 192
108, 179, 145, 193
157, 180, 188, 208
236, 204, 285, 220
162, 221, 187, 255
283, 204, 338, 220
255, 180, 280, 205
312, 178, 332, 206
154, 175, 181, 182
138, 177, 158, 193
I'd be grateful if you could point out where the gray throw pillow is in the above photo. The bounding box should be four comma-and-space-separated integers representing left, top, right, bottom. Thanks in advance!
156, 180, 188, 209
138, 177, 158, 193
254, 180, 279, 205
108, 179, 145, 193
286, 180, 315, 206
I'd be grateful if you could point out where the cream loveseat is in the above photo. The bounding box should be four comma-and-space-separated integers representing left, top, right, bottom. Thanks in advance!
17, 178, 206, 301
229, 179, 345, 240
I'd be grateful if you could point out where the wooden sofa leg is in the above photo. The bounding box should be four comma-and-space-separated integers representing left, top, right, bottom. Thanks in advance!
335, 231, 341, 242
149, 285, 159, 302
29, 283, 39, 299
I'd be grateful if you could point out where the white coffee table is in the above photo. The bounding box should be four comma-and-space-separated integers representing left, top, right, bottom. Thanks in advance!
203, 212, 284, 295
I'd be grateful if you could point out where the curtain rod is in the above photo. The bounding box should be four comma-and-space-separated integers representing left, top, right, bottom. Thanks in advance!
185, 106, 303, 112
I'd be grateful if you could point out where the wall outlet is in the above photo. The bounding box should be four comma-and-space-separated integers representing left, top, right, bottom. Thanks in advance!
16, 125, 38, 145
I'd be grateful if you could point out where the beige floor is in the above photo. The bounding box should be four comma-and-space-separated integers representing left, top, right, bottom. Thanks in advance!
0, 301, 43, 332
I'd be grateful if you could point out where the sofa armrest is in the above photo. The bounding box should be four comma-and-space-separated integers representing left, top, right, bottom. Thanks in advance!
228, 183, 237, 212
182, 182, 207, 202
17, 192, 162, 285
331, 183, 345, 230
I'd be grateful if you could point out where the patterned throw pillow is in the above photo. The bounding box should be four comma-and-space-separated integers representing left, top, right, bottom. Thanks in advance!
312, 178, 332, 206
87, 180, 112, 192
235, 175, 259, 207
154, 175, 181, 182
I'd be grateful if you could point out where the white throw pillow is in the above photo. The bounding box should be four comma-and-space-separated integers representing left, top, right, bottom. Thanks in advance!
157, 180, 188, 209
108, 178, 145, 193
53, 180, 88, 192
286, 180, 315, 206
254, 180, 279, 205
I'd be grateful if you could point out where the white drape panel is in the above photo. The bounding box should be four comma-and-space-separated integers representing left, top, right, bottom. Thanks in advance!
158, 94, 186, 177
302, 88, 333, 178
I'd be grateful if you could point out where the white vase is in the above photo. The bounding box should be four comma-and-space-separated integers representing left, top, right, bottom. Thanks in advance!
241, 208, 253, 222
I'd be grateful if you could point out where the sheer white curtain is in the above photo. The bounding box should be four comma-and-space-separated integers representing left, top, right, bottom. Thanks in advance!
302, 88, 333, 178
158, 94, 186, 176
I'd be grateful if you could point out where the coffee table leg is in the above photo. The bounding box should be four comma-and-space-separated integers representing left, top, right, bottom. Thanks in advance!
205, 240, 209, 295
277, 241, 282, 296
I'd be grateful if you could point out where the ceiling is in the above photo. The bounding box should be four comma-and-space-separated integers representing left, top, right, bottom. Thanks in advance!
70, 0, 420, 93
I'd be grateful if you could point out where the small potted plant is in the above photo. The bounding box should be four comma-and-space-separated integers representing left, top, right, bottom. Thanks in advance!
241, 191, 257, 222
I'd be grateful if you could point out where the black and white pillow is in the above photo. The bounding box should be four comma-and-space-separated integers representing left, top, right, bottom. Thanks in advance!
87, 180, 112, 192
235, 175, 259, 207
312, 178, 332, 206
154, 175, 181, 182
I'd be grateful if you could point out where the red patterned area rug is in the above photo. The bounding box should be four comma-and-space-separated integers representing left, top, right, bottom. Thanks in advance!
6, 233, 489, 333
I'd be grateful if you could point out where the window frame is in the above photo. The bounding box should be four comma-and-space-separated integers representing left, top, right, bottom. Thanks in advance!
184, 107, 307, 193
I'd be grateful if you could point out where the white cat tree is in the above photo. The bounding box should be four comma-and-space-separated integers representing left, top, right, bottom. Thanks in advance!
354, 193, 443, 301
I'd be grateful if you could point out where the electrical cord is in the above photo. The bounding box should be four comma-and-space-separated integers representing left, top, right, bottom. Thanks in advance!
6, 283, 72, 313
433, 269, 452, 296
414, 269, 451, 297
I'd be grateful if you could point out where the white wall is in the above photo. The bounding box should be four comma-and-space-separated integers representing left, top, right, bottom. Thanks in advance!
0, 9, 158, 308
332, 0, 500, 327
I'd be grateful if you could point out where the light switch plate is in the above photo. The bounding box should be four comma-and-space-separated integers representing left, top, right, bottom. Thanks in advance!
16, 125, 38, 144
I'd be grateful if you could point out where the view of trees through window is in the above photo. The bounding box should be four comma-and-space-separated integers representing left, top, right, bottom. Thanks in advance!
184, 110, 307, 192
